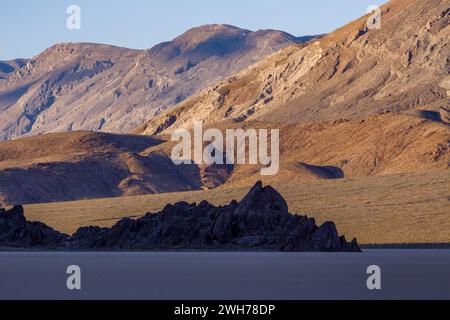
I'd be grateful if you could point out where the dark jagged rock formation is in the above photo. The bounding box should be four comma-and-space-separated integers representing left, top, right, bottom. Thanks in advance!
0, 183, 360, 252
69, 182, 360, 252
0, 205, 69, 248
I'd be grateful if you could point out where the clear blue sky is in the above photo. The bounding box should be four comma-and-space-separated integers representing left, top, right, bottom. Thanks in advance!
0, 0, 386, 60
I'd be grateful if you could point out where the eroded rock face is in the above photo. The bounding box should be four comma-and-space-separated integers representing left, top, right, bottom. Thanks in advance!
0, 183, 361, 252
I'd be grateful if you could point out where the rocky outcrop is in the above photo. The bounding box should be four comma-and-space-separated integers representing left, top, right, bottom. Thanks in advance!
0, 183, 360, 251
0, 205, 69, 248
0, 182, 360, 252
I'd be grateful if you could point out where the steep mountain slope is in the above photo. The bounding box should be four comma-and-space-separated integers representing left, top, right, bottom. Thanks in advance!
0, 25, 303, 141
138, 0, 449, 135
0, 59, 28, 80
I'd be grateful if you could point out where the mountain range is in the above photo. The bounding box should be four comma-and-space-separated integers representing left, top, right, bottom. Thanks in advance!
138, 0, 449, 135
0, 25, 308, 141
0, 0, 448, 205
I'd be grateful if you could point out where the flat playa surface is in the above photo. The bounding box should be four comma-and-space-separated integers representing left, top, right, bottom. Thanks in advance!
0, 250, 449, 300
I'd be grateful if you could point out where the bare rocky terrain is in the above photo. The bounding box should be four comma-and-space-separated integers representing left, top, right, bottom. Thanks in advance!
0, 182, 360, 251
0, 0, 448, 247
0, 25, 305, 141
0, 59, 28, 81
138, 0, 449, 136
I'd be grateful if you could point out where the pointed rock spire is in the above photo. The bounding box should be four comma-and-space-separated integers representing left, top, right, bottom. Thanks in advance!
236, 181, 288, 215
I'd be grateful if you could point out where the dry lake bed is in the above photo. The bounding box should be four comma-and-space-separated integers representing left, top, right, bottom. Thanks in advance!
0, 250, 449, 300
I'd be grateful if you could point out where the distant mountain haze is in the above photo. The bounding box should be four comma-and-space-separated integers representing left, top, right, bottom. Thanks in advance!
0, 24, 306, 141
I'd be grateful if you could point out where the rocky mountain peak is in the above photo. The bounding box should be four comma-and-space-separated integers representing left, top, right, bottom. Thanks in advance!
182, 24, 247, 37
